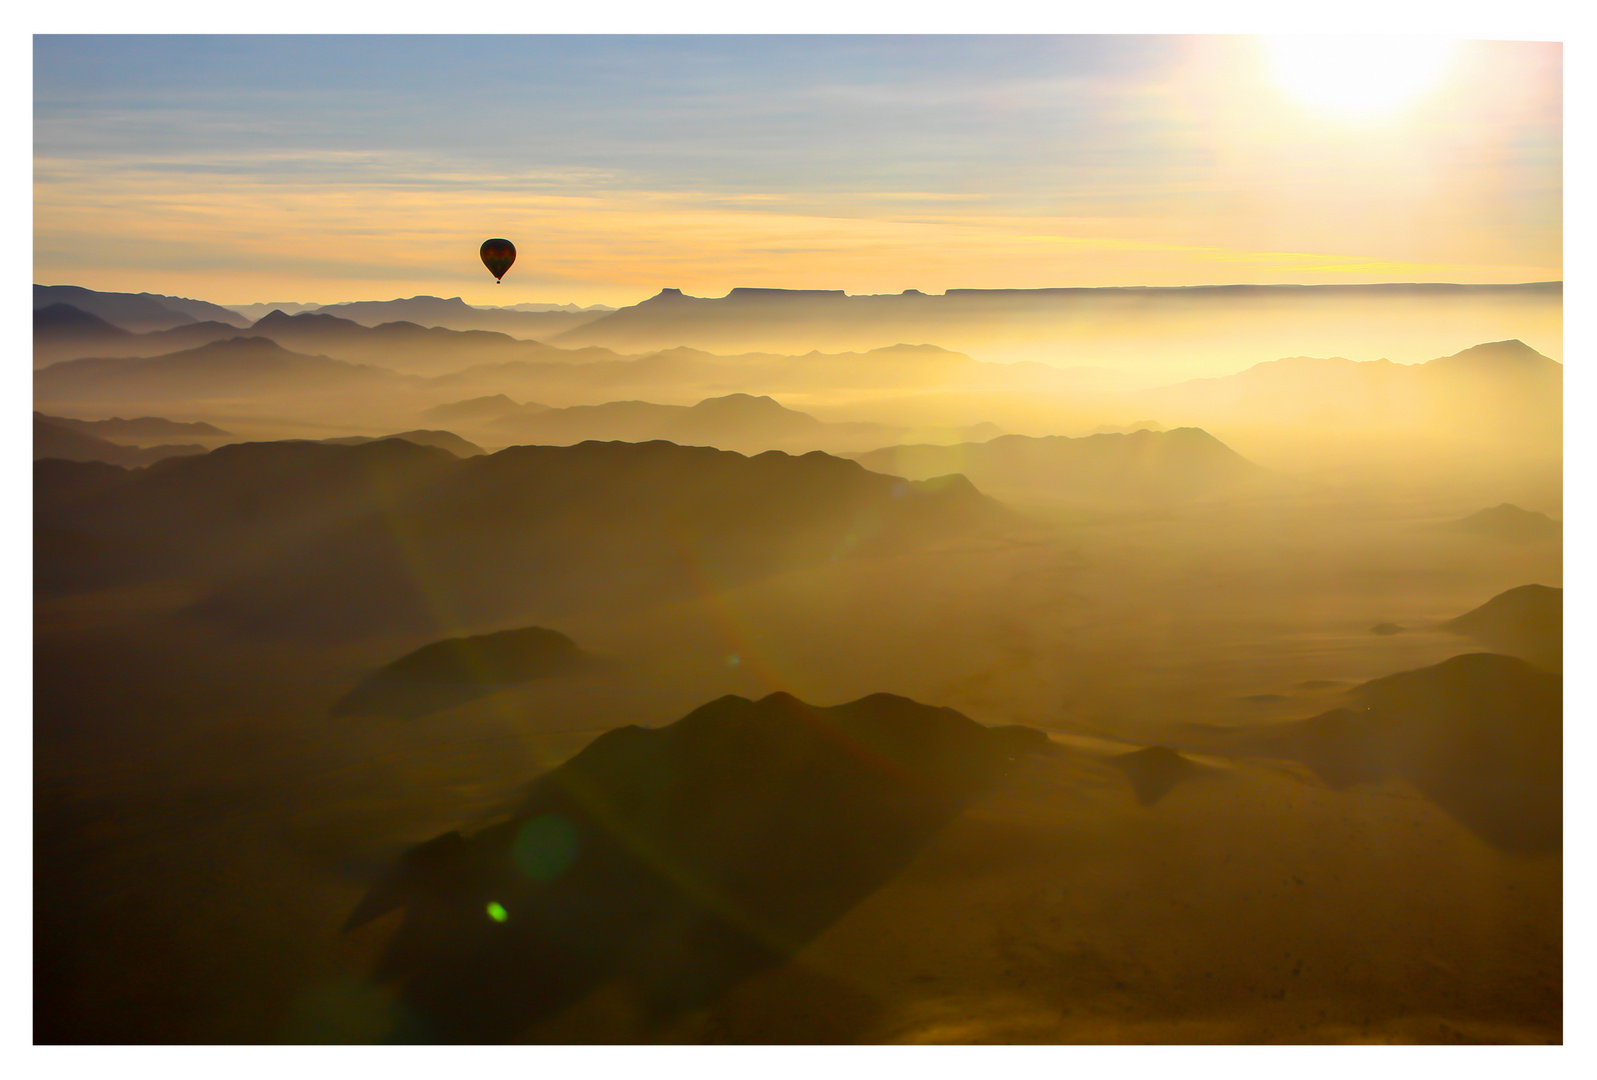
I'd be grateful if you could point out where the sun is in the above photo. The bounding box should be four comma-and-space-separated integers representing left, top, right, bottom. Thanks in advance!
1265, 36, 1459, 119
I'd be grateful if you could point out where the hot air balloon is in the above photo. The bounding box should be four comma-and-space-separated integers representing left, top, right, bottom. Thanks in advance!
481, 238, 516, 283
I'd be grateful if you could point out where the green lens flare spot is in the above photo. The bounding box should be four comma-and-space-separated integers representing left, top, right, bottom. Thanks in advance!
486, 901, 508, 923
512, 814, 580, 882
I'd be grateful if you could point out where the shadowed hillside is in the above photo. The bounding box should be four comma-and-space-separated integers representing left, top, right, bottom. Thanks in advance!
36, 438, 1007, 637
1221, 653, 1560, 852
345, 691, 1050, 1042
34, 438, 461, 597
335, 626, 587, 717
33, 304, 135, 365
33, 413, 205, 468
1442, 585, 1561, 671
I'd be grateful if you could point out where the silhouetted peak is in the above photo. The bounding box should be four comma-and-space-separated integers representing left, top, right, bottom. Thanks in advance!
1111, 745, 1203, 806
688, 392, 800, 417
252, 309, 361, 330
865, 343, 961, 357
35, 303, 127, 333
1483, 582, 1558, 605
694, 392, 776, 405
1426, 339, 1555, 368
1441, 585, 1561, 671
1432, 504, 1559, 545
189, 335, 300, 355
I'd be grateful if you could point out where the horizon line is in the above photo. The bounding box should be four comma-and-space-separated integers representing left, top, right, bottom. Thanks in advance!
33, 280, 1566, 309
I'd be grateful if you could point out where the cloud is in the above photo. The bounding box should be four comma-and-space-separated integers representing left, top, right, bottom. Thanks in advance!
33, 36, 1560, 304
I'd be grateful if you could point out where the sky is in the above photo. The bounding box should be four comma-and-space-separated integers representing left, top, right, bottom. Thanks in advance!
33, 35, 1562, 308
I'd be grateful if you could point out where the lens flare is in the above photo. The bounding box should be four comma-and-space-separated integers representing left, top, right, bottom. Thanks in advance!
512, 815, 581, 882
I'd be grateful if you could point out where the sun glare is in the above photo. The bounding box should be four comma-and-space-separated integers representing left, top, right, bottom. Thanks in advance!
1266, 36, 1459, 118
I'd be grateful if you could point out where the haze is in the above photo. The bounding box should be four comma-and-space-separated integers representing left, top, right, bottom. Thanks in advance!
34, 34, 1562, 1047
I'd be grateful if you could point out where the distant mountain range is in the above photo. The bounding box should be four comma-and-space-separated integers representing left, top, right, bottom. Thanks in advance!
32, 285, 1562, 478
36, 438, 1007, 637
485, 301, 616, 314
1130, 340, 1560, 439
34, 286, 607, 341
544, 283, 1562, 365
40, 413, 231, 440
33, 305, 621, 373
475, 392, 1000, 455
303, 295, 606, 336
34, 337, 416, 404
43, 282, 1563, 380
32, 333, 1021, 454
223, 301, 324, 321
318, 429, 485, 457
851, 427, 1269, 503
34, 305, 1099, 396
34, 285, 248, 332
36, 324, 1560, 481
418, 394, 539, 426
417, 343, 1109, 410
33, 413, 205, 468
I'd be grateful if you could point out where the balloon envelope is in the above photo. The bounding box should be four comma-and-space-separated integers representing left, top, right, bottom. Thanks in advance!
480, 239, 516, 281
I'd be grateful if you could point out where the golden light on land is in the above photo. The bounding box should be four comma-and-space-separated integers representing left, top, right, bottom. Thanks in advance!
1265, 36, 1459, 118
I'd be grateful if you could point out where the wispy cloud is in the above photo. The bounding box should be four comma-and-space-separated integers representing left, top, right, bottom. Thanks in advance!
33, 35, 1560, 305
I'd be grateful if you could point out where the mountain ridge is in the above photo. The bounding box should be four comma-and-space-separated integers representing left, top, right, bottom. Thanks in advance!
37, 438, 1008, 636
851, 426, 1268, 503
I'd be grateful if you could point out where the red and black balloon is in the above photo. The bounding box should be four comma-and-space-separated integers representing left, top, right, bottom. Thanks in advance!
480, 238, 516, 282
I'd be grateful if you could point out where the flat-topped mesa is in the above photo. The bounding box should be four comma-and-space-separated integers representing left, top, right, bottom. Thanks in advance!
723, 287, 848, 301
